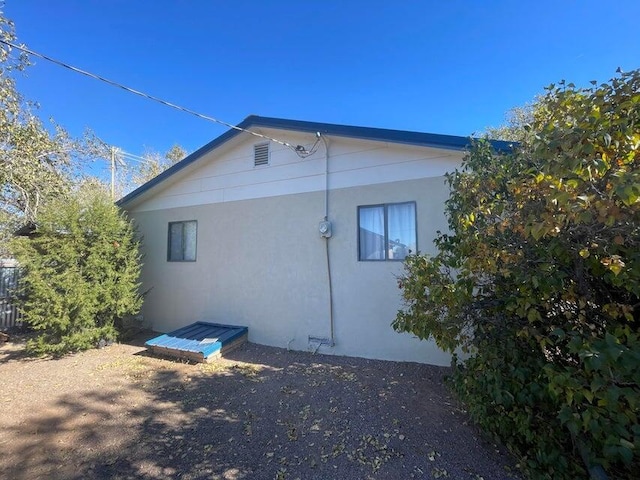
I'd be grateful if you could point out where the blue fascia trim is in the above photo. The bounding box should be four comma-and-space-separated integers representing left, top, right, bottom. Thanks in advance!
233, 115, 515, 152
117, 115, 515, 208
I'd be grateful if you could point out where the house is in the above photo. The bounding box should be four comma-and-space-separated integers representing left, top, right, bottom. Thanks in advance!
118, 116, 511, 366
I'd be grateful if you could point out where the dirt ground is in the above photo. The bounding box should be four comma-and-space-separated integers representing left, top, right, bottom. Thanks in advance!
0, 333, 521, 480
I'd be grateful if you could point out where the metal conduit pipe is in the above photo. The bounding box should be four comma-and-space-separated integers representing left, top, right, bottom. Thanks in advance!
322, 134, 335, 346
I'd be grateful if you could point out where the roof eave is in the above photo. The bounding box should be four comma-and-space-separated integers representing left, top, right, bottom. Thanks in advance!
117, 116, 254, 208
117, 115, 515, 209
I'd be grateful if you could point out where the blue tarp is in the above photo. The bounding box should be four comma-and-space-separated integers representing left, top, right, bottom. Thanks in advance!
145, 321, 248, 360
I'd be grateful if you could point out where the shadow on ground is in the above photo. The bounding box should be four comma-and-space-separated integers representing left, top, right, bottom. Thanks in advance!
0, 337, 520, 480
0, 328, 35, 363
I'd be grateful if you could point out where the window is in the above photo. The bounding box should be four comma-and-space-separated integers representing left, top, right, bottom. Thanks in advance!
254, 142, 269, 166
168, 221, 197, 261
358, 202, 416, 261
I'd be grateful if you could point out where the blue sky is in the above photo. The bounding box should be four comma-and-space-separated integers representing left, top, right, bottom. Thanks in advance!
5, 1, 639, 176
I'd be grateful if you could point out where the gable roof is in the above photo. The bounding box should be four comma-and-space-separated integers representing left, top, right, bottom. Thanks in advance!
117, 115, 514, 208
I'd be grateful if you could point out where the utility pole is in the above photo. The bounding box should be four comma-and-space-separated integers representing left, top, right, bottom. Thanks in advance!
110, 147, 116, 200
109, 146, 152, 199
108, 147, 143, 199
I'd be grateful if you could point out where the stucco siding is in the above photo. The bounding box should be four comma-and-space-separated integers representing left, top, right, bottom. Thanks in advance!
131, 176, 453, 365
129, 134, 461, 214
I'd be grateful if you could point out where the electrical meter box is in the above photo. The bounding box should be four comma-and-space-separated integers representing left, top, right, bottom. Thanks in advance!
319, 220, 332, 238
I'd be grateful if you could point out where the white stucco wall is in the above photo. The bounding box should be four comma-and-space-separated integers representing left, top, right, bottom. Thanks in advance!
126, 132, 463, 365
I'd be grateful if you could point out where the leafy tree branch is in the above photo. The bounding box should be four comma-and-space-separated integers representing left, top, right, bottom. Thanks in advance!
395, 69, 640, 479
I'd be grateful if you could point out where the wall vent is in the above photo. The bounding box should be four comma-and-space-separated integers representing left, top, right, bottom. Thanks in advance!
254, 143, 269, 166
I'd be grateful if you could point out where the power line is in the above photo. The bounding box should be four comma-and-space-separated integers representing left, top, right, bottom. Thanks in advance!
0, 39, 320, 157
117, 150, 149, 163
115, 148, 187, 165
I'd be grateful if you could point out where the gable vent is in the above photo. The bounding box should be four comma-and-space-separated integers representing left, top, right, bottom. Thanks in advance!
254, 143, 269, 166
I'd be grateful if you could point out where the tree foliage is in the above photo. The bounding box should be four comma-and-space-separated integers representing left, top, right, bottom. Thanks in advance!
107, 144, 187, 199
0, 16, 68, 226
10, 182, 143, 355
130, 144, 187, 187
483, 103, 535, 142
394, 70, 640, 479
0, 10, 102, 250
1, 9, 144, 354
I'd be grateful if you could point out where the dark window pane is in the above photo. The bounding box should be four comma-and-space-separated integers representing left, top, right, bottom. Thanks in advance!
183, 221, 197, 261
169, 223, 183, 261
168, 221, 197, 262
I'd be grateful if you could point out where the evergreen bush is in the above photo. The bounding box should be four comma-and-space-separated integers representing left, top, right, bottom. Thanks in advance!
10, 183, 143, 355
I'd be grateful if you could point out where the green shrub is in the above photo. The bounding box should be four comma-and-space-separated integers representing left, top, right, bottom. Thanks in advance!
450, 331, 584, 478
10, 182, 143, 355
394, 70, 640, 479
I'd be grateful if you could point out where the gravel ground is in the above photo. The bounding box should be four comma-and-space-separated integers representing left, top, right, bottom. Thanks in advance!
0, 333, 521, 480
